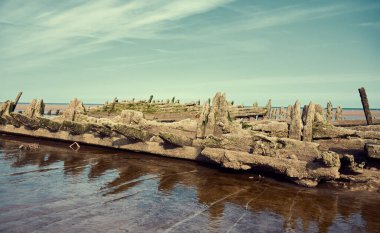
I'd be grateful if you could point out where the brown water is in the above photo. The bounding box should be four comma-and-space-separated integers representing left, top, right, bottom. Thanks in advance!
0, 135, 379, 233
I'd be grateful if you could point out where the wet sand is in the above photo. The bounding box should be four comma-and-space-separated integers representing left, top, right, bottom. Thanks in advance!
343, 109, 380, 120
1, 135, 379, 233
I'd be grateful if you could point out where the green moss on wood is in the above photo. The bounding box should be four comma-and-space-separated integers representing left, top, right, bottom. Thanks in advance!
61, 121, 90, 135
38, 117, 61, 132
241, 122, 252, 129
321, 151, 341, 167
11, 113, 40, 130
112, 124, 152, 141
201, 136, 223, 148
88, 123, 113, 138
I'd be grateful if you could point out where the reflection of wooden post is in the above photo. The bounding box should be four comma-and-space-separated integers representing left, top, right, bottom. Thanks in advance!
358, 87, 373, 125
11, 92, 23, 112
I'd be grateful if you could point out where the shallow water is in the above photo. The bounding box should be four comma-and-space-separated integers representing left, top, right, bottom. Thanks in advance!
0, 135, 379, 233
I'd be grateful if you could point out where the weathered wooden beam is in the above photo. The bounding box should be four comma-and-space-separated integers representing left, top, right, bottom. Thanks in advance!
11, 92, 22, 112
358, 87, 373, 125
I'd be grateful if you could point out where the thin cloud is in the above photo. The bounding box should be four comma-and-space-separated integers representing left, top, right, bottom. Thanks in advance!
358, 21, 380, 28
0, 0, 233, 68
199, 4, 355, 36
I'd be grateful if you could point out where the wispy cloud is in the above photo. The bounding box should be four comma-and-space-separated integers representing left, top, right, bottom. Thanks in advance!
1, 0, 379, 88
358, 21, 380, 28
0, 0, 232, 70
157, 2, 371, 55
190, 3, 375, 38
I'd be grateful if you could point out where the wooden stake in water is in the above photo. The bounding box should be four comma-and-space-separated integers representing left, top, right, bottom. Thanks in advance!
358, 87, 373, 125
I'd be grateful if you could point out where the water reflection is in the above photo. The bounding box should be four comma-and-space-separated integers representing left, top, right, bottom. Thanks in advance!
0, 135, 379, 232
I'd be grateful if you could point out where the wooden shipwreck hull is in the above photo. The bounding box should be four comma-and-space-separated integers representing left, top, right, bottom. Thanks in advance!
1, 92, 379, 189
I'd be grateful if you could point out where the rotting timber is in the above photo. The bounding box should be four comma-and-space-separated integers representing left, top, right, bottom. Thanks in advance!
1, 93, 380, 189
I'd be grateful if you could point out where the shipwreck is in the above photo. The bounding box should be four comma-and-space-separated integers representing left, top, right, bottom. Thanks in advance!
0, 89, 379, 189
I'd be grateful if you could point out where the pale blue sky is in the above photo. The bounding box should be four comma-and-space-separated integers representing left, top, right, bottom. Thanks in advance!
1, 0, 379, 107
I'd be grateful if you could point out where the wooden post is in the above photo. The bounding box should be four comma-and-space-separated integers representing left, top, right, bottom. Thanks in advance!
108, 97, 117, 116
148, 95, 153, 103
11, 92, 22, 112
358, 87, 373, 125
264, 99, 271, 119
14, 92, 22, 104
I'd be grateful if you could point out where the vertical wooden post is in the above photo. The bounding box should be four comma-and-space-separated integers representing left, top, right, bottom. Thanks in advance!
358, 87, 373, 125
264, 99, 271, 119
108, 97, 117, 116
148, 95, 153, 103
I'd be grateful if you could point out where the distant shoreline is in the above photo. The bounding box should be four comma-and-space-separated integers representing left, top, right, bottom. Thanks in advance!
2, 102, 378, 121
8, 102, 380, 111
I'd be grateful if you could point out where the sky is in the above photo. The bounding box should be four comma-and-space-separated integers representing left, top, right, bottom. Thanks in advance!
0, 0, 379, 107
